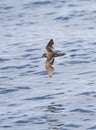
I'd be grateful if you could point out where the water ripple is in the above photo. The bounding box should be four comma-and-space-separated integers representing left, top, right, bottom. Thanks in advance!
24, 95, 53, 101
76, 91, 96, 97
0, 88, 18, 94
1, 64, 31, 70
65, 124, 80, 128
33, 1, 52, 5
0, 58, 9, 62
55, 16, 71, 21
70, 108, 94, 113
88, 125, 96, 130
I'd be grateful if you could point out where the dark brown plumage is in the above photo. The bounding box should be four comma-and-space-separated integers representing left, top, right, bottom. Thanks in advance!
42, 39, 66, 77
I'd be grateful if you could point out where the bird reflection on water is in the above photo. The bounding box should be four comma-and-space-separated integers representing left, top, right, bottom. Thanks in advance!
47, 102, 65, 130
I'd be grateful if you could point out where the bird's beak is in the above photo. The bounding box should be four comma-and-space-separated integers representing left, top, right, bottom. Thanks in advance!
42, 53, 45, 58
42, 55, 44, 58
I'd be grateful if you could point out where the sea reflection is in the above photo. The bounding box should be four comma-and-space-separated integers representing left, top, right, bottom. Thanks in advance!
47, 102, 65, 130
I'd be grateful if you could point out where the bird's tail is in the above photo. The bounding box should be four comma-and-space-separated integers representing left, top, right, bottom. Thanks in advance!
46, 63, 54, 77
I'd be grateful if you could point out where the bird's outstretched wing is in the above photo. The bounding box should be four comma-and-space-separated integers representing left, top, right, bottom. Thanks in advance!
46, 39, 55, 53
55, 53, 66, 57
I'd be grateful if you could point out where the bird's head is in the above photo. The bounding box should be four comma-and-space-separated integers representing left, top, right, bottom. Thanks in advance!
42, 53, 47, 58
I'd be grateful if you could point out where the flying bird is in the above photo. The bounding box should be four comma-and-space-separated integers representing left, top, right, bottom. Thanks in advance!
42, 39, 66, 77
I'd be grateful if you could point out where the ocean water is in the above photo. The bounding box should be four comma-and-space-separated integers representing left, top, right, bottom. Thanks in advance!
0, 0, 96, 130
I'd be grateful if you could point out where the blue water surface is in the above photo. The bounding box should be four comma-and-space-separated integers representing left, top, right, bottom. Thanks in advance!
0, 0, 96, 130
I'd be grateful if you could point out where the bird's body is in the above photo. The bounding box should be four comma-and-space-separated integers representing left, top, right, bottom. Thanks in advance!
42, 39, 66, 77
